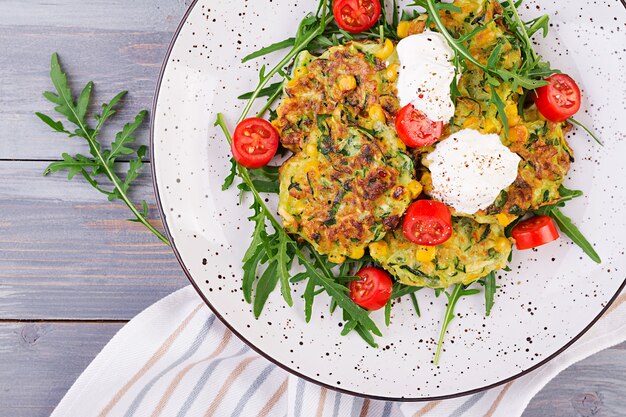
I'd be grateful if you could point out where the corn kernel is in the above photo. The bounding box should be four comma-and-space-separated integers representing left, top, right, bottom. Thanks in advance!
415, 245, 437, 262
294, 199, 307, 213
397, 21, 410, 39
328, 254, 346, 264
385, 63, 400, 81
305, 143, 318, 157
482, 118, 498, 134
375, 39, 394, 60
293, 66, 308, 78
495, 213, 515, 227
462, 273, 482, 285
338, 75, 356, 91
368, 105, 386, 123
407, 180, 423, 199
493, 237, 511, 253
504, 102, 521, 126
304, 159, 318, 173
350, 246, 365, 260
509, 125, 529, 143
462, 116, 480, 129
369, 241, 388, 257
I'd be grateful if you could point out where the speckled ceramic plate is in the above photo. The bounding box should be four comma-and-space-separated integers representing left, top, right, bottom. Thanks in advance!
151, 0, 626, 400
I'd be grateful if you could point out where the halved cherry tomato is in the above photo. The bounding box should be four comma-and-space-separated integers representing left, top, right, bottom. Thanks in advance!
349, 267, 392, 311
232, 118, 279, 169
534, 74, 581, 122
402, 200, 452, 246
394, 104, 443, 148
511, 215, 559, 250
332, 0, 381, 34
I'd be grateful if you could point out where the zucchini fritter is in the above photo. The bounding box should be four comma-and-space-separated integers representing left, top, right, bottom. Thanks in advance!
370, 217, 512, 288
275, 44, 419, 263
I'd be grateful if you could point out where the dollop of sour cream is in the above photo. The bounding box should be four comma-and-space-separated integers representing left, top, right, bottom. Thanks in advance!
396, 31, 457, 122
424, 129, 521, 215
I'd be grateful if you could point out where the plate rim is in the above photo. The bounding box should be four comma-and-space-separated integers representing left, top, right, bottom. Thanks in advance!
150, 0, 626, 401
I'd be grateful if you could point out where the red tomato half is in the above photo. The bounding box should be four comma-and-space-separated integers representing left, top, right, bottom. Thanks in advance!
511, 215, 559, 250
232, 118, 279, 169
349, 267, 393, 311
394, 104, 443, 148
402, 200, 452, 246
534, 74, 581, 122
332, 0, 381, 33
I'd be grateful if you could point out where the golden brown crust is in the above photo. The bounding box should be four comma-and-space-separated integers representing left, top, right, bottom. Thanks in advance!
273, 44, 388, 153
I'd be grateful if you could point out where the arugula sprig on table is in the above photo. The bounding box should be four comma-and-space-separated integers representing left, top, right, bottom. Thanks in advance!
36, 53, 169, 245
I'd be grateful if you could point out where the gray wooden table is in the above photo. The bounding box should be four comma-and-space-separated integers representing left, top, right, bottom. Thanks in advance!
0, 1, 624, 416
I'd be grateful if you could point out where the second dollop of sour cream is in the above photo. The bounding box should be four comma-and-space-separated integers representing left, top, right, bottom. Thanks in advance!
424, 129, 522, 215
396, 31, 457, 122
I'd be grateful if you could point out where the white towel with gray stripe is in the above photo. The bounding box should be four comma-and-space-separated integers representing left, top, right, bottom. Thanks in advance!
51, 285, 626, 417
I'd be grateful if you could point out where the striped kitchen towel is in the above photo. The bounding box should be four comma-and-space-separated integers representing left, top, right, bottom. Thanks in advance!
51, 285, 626, 417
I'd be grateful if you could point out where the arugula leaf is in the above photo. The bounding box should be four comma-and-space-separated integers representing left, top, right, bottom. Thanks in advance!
384, 298, 392, 326
526, 15, 550, 38
303, 278, 317, 322
550, 208, 601, 264
409, 292, 421, 317
237, 82, 284, 100
568, 117, 604, 146
108, 110, 147, 165
355, 323, 379, 348
95, 91, 127, 135
483, 272, 496, 316
276, 234, 294, 306
38, 53, 169, 245
253, 261, 279, 318
434, 284, 480, 365
238, 180, 280, 194
486, 42, 503, 70
392, 282, 422, 299
341, 320, 359, 336
242, 38, 296, 63
530, 186, 600, 263
35, 112, 69, 134
120, 145, 147, 197
222, 158, 238, 190
489, 85, 509, 136
76, 81, 93, 122
43, 153, 97, 180
242, 249, 265, 304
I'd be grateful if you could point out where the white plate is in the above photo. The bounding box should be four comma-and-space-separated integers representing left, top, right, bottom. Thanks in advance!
151, 0, 626, 400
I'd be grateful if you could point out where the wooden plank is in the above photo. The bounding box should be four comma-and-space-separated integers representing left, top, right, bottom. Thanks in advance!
523, 342, 626, 417
0, 0, 190, 31
0, 161, 186, 320
0, 0, 188, 160
0, 322, 123, 417
0, 321, 624, 417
